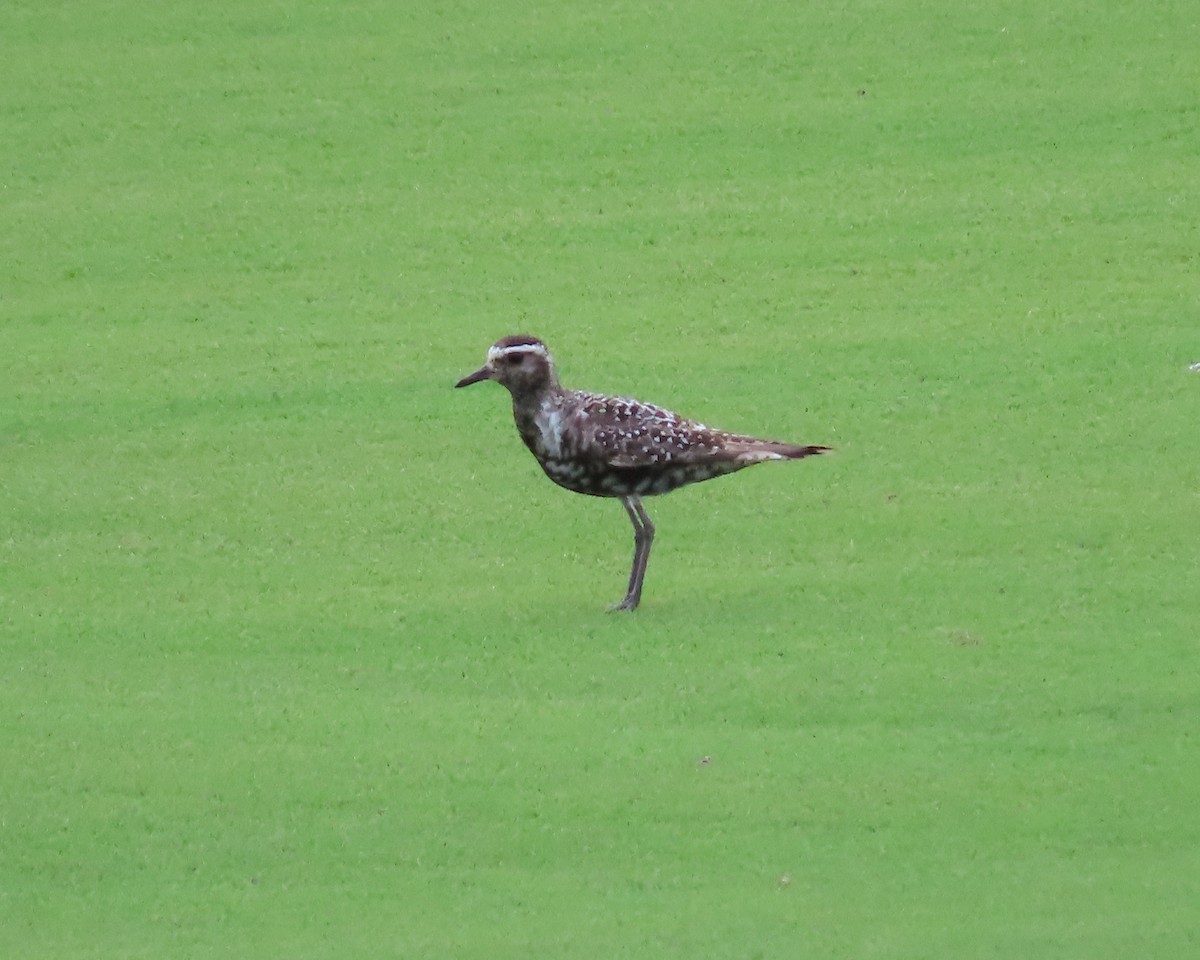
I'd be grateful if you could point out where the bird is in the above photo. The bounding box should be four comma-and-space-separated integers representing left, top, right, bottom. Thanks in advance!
455, 335, 830, 610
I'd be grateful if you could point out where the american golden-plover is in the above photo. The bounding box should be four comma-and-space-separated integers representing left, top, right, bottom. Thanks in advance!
455, 335, 829, 610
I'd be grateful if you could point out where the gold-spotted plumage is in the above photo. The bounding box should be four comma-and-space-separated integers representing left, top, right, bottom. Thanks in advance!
455, 335, 830, 610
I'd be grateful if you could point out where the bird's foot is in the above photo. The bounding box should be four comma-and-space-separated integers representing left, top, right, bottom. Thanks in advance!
608, 594, 640, 612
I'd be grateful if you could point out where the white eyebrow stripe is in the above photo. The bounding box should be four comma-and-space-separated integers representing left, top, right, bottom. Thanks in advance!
488, 342, 550, 362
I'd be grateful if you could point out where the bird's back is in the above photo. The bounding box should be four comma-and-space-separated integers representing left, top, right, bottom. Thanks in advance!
516, 388, 827, 499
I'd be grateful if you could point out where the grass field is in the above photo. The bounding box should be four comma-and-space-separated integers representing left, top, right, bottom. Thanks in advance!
3, 1, 1199, 956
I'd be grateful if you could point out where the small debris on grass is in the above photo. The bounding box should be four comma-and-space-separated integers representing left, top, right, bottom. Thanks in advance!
1189, 361, 1200, 372
777, 873, 793, 888
939, 627, 983, 646
696, 755, 712, 767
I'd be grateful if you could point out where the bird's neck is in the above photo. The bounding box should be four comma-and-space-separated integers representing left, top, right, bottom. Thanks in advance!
510, 383, 567, 458
507, 372, 561, 410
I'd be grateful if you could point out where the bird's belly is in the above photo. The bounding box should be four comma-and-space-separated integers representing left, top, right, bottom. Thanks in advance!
538, 458, 743, 498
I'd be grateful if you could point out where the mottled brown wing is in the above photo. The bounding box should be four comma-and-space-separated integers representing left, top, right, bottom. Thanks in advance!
569, 393, 717, 468
571, 392, 827, 469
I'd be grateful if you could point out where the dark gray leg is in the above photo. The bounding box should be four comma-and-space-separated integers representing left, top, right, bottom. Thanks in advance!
611, 495, 655, 611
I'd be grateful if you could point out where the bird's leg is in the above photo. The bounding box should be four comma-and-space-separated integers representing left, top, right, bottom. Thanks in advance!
614, 494, 652, 607
628, 497, 655, 604
611, 496, 655, 611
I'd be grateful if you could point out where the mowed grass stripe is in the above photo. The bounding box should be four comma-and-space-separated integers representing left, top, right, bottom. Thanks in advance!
3, 0, 1198, 957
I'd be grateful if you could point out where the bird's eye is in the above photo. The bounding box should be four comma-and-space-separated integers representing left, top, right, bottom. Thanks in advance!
505, 353, 525, 365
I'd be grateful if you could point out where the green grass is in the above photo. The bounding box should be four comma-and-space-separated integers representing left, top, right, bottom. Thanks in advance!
3, 0, 1199, 956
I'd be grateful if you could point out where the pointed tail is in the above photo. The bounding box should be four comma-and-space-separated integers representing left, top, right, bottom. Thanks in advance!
729, 441, 832, 463
776, 443, 832, 460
